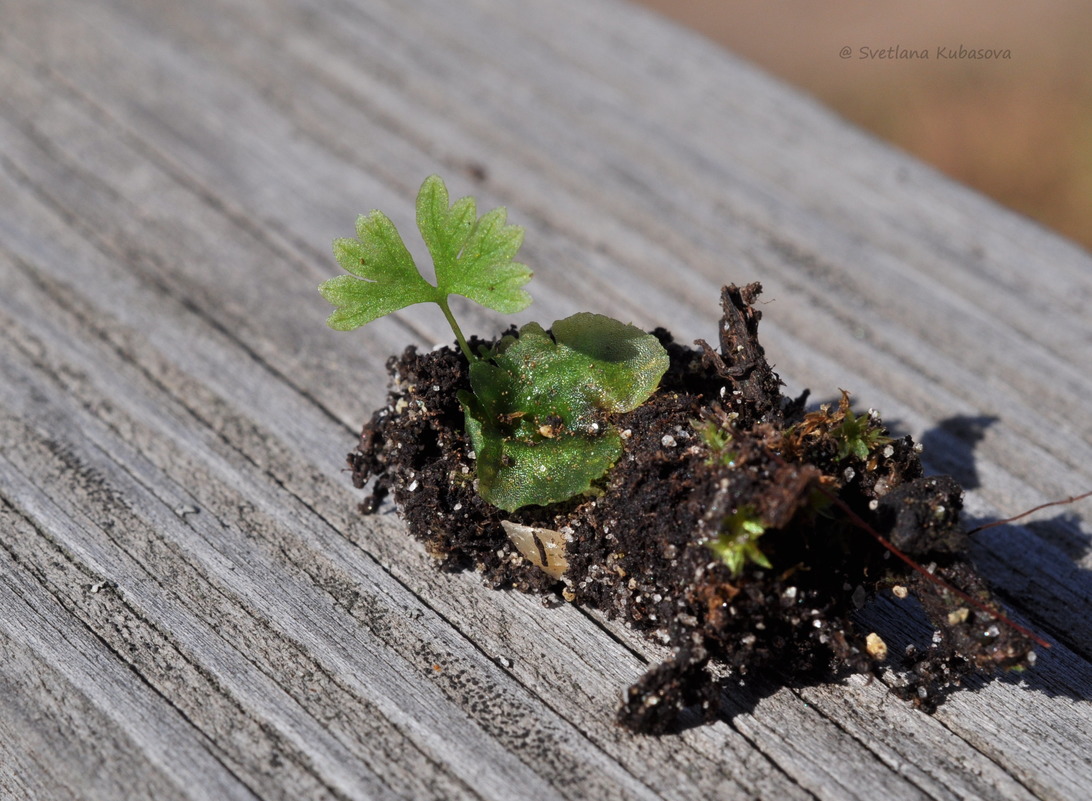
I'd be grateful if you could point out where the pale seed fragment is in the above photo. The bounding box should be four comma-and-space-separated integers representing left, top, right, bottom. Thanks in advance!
501, 520, 569, 579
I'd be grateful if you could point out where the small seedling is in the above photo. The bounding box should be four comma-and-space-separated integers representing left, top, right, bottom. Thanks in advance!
694, 418, 738, 467
831, 400, 891, 462
320, 176, 669, 511
782, 390, 892, 464
705, 504, 770, 576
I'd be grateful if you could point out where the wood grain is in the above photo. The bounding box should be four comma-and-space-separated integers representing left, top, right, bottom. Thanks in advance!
1, 0, 1090, 798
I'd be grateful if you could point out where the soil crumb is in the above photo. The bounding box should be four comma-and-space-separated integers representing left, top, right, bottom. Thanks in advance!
348, 283, 1035, 733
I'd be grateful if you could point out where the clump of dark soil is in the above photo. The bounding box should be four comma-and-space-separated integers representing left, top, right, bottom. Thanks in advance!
349, 284, 1035, 734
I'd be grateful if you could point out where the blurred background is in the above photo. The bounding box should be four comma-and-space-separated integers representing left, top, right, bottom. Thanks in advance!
632, 0, 1092, 252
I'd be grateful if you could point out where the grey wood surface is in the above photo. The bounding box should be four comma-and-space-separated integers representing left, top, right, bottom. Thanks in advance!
2, 0, 1091, 798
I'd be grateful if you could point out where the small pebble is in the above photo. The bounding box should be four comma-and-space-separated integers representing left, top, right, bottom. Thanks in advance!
947, 607, 970, 625
866, 632, 888, 660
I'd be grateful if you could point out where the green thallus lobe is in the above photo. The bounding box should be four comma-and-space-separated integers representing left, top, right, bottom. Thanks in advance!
460, 313, 668, 511
319, 175, 669, 512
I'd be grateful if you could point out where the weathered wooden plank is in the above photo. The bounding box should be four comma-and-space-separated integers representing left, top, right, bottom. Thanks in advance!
0, 259, 669, 799
0, 149, 800, 801
1, 0, 1090, 798
0, 505, 262, 801
0, 351, 479, 800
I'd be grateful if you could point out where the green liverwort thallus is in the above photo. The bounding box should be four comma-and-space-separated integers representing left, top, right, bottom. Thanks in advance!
320, 175, 669, 511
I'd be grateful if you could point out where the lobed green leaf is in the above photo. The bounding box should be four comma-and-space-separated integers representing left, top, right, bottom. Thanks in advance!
319, 175, 531, 333
319, 210, 438, 330
416, 175, 533, 315
417, 176, 477, 276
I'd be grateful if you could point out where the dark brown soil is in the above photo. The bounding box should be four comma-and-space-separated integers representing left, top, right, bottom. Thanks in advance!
348, 284, 1035, 734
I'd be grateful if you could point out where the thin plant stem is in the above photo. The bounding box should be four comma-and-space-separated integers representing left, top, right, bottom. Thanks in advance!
438, 295, 475, 362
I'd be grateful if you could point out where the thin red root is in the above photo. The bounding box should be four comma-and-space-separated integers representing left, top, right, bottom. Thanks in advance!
815, 484, 1053, 650
967, 490, 1092, 535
